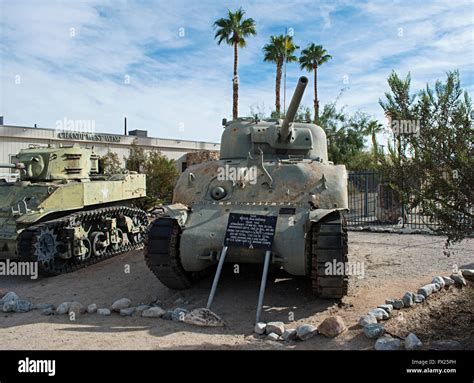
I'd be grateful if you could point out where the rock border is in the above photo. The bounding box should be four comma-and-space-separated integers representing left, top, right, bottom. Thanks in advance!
358, 271, 470, 350
348, 226, 437, 235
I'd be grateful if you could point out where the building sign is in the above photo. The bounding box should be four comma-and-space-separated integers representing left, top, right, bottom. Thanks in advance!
57, 131, 121, 143
224, 213, 277, 250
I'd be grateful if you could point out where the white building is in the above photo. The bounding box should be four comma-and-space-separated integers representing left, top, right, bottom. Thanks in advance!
0, 124, 220, 179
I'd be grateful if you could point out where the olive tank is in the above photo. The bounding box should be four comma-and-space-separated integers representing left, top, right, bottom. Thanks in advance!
0, 144, 148, 275
145, 77, 349, 298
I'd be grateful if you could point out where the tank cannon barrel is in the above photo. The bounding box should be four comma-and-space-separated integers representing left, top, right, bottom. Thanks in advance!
0, 163, 24, 169
280, 76, 309, 141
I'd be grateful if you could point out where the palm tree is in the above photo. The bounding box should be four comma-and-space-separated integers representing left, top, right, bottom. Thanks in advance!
366, 120, 384, 156
299, 44, 332, 122
263, 34, 299, 116
213, 8, 256, 120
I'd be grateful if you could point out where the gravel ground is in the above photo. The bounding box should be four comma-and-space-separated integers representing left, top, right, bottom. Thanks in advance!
0, 232, 472, 350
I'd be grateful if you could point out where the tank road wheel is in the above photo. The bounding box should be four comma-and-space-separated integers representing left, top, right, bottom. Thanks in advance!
91, 232, 107, 257
130, 216, 143, 245
112, 228, 124, 251
144, 218, 194, 290
310, 211, 349, 299
79, 237, 92, 261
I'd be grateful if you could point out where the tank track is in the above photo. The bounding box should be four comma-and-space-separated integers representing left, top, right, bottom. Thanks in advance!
311, 211, 348, 299
17, 206, 148, 276
144, 217, 194, 289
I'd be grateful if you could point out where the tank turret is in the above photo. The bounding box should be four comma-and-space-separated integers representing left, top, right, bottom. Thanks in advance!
219, 77, 328, 162
4, 144, 100, 181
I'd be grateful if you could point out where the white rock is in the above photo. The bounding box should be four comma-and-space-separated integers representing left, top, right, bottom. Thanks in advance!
296, 324, 317, 341
254, 322, 266, 335
450, 273, 467, 287
56, 302, 71, 315
358, 314, 377, 327
363, 324, 385, 339
120, 307, 136, 316
432, 276, 445, 289
141, 307, 166, 318
0, 291, 18, 305
2, 300, 16, 312
442, 276, 455, 286
377, 304, 393, 314
265, 321, 285, 336
405, 333, 423, 350
10, 300, 33, 313
402, 292, 414, 307
414, 294, 425, 303
267, 332, 281, 341
392, 299, 404, 309
418, 284, 435, 298
461, 269, 474, 282
69, 301, 85, 315
87, 304, 97, 314
97, 308, 111, 316
375, 335, 401, 350
368, 308, 389, 320
111, 298, 131, 312
282, 328, 297, 341
135, 305, 151, 313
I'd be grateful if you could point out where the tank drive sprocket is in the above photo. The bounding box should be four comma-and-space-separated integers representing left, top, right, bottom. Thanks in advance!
17, 206, 148, 275
310, 210, 349, 299
144, 217, 195, 290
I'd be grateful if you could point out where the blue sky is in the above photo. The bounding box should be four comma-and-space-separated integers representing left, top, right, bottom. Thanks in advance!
1, 0, 473, 144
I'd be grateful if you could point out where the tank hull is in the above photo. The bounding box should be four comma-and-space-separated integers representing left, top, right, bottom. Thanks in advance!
0, 174, 146, 260
145, 76, 350, 298
179, 203, 308, 275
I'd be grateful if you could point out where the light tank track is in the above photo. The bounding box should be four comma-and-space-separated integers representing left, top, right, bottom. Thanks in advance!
18, 206, 148, 276
310, 211, 349, 299
144, 217, 194, 289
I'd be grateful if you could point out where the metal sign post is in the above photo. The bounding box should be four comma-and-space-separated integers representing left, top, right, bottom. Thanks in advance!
256, 249, 272, 324
205, 213, 277, 323
206, 246, 228, 310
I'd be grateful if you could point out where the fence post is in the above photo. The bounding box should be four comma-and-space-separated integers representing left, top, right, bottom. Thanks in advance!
364, 174, 369, 218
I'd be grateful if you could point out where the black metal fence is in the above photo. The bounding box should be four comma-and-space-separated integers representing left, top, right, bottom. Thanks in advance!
347, 170, 442, 229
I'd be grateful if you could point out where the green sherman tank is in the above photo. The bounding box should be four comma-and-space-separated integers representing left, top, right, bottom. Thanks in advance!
145, 77, 349, 298
0, 144, 148, 275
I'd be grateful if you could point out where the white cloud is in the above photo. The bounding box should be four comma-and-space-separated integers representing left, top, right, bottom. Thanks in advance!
0, 0, 472, 146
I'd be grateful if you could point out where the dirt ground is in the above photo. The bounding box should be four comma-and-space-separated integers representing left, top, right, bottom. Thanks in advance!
0, 232, 472, 350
